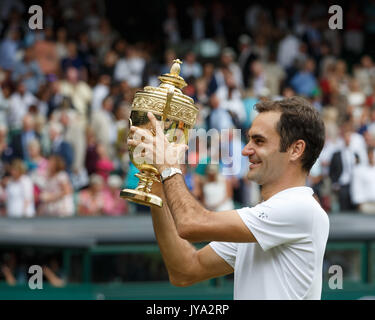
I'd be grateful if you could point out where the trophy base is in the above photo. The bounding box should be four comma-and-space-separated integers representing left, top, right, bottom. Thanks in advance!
120, 189, 163, 208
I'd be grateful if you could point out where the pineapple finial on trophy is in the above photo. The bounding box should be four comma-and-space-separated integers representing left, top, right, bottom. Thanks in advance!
170, 59, 182, 76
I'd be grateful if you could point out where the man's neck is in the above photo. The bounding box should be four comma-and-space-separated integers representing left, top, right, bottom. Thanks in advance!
260, 174, 307, 201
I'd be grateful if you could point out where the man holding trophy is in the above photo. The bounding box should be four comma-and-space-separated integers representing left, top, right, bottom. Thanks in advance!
124, 59, 329, 300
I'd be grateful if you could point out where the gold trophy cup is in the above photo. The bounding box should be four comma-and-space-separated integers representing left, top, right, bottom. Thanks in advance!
120, 59, 199, 208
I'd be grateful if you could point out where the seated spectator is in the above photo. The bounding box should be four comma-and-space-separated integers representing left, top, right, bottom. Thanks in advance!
8, 82, 39, 130
351, 147, 375, 214
11, 46, 45, 95
48, 121, 74, 173
38, 155, 74, 217
102, 174, 128, 216
215, 71, 246, 126
202, 164, 234, 211
0, 83, 11, 126
290, 58, 318, 97
0, 124, 12, 170
59, 67, 92, 120
181, 51, 202, 80
0, 29, 20, 71
5, 159, 35, 218
91, 95, 117, 158
25, 138, 49, 205
61, 41, 84, 73
95, 143, 115, 182
78, 174, 105, 216
8, 113, 38, 162
85, 126, 99, 176
207, 94, 235, 131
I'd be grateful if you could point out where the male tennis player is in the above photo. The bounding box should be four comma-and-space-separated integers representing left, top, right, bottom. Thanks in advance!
128, 96, 329, 300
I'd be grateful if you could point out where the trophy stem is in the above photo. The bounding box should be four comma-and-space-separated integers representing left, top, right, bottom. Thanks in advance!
135, 170, 159, 193
120, 169, 163, 208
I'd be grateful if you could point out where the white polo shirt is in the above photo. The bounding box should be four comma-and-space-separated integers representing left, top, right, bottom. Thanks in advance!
209, 186, 329, 300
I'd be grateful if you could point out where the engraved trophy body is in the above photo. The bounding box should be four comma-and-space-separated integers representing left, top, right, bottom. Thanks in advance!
120, 60, 198, 208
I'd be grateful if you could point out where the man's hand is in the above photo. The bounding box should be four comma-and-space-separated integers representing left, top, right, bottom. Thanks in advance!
127, 112, 188, 173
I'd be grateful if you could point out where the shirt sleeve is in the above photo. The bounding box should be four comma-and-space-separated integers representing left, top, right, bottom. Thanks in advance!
209, 241, 238, 269
237, 196, 313, 251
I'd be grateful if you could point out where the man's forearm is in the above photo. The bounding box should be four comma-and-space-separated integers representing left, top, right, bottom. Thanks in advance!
150, 182, 199, 283
162, 174, 208, 238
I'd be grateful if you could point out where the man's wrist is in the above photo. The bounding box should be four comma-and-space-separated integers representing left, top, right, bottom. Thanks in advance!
157, 164, 181, 173
159, 166, 183, 183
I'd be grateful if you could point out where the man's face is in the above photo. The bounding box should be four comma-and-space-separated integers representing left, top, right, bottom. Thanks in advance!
242, 111, 290, 185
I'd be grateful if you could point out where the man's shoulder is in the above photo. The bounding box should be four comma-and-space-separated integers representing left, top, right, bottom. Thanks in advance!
261, 188, 326, 222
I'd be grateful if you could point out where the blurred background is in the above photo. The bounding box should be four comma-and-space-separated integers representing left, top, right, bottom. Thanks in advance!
0, 0, 375, 299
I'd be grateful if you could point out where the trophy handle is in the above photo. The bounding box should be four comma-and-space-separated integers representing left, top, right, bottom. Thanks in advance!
162, 86, 175, 122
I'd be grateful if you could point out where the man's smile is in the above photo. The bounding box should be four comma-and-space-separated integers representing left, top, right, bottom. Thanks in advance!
249, 160, 262, 169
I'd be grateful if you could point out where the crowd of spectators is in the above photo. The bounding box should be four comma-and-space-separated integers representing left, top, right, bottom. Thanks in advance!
0, 0, 374, 218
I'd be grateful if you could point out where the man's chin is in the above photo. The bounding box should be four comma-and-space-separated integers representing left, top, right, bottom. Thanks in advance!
247, 172, 261, 184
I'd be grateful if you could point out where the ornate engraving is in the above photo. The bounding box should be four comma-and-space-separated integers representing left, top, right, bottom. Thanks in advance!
132, 93, 198, 126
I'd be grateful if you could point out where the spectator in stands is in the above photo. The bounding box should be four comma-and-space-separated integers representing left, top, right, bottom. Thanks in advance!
55, 27, 68, 61
48, 121, 74, 173
207, 93, 235, 131
25, 138, 48, 207
11, 46, 45, 95
8, 81, 39, 130
91, 74, 111, 113
8, 113, 38, 162
39, 155, 74, 217
248, 60, 268, 97
58, 109, 88, 189
59, 67, 92, 120
181, 51, 202, 80
95, 143, 115, 182
215, 71, 246, 126
290, 58, 318, 97
91, 95, 117, 158
202, 62, 218, 96
99, 49, 118, 77
202, 164, 234, 211
102, 174, 128, 216
0, 83, 11, 127
25, 138, 48, 176
0, 124, 11, 174
351, 147, 375, 214
238, 34, 258, 88
85, 126, 99, 176
5, 159, 35, 218
0, 29, 20, 71
78, 174, 105, 216
61, 41, 84, 73
329, 124, 358, 211
216, 47, 243, 89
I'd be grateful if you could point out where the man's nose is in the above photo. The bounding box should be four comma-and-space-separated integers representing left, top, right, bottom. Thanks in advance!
242, 144, 255, 156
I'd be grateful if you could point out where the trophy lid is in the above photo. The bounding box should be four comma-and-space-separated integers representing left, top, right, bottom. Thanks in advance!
131, 58, 198, 127
158, 59, 187, 90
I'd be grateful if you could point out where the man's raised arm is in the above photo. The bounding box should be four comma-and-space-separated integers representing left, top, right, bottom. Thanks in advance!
150, 181, 233, 287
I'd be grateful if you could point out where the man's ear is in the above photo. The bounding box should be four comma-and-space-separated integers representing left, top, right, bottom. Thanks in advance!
289, 139, 306, 162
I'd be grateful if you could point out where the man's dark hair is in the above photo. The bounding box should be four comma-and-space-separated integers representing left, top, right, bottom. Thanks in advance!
255, 96, 325, 172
